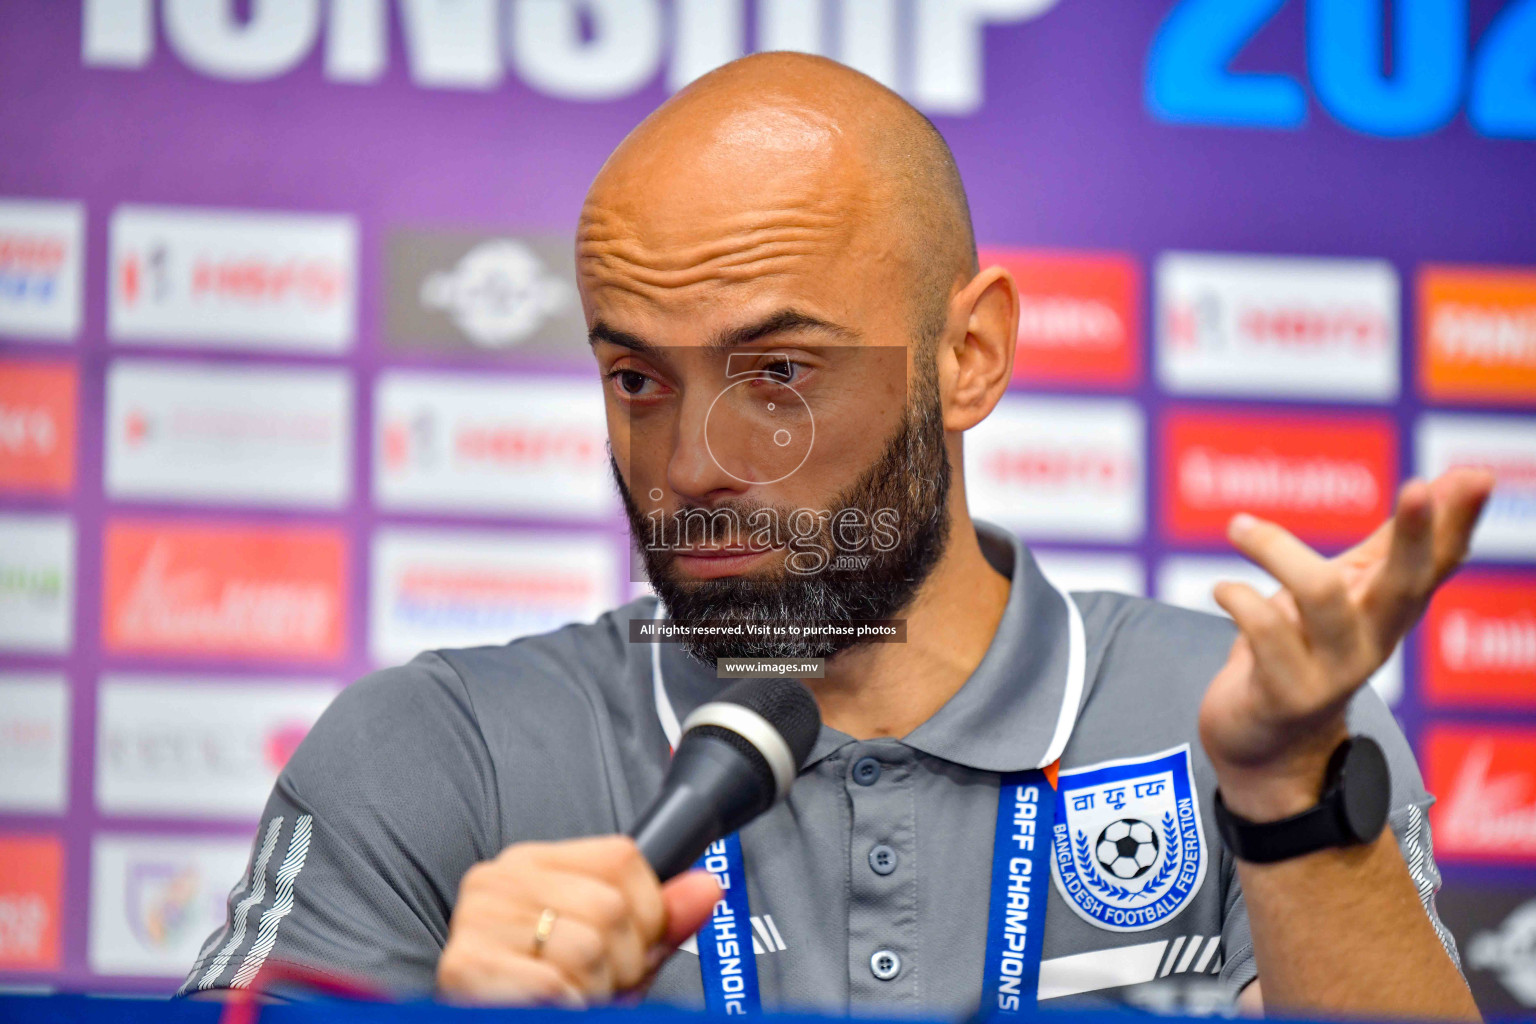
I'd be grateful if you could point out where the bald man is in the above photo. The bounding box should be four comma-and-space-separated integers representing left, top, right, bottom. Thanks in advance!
184, 54, 1485, 1021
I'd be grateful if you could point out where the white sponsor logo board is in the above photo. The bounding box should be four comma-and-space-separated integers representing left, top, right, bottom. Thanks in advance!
1417, 414, 1536, 562
89, 833, 253, 977
1156, 555, 1402, 705
0, 199, 84, 340
374, 371, 612, 518
109, 205, 356, 353
106, 359, 352, 508
1031, 549, 1145, 597
370, 527, 620, 665
0, 514, 75, 653
965, 395, 1144, 542
0, 674, 69, 813
96, 677, 338, 819
1156, 252, 1399, 402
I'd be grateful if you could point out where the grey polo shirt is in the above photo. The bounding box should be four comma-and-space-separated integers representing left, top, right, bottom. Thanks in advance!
180, 523, 1458, 1016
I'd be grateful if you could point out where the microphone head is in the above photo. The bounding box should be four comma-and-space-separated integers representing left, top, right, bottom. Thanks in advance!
679, 678, 821, 803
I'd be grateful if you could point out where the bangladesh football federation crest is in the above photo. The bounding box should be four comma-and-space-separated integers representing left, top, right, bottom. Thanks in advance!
1051, 743, 1208, 932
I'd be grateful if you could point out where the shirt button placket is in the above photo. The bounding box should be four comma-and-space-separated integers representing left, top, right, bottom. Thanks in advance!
843, 742, 918, 1007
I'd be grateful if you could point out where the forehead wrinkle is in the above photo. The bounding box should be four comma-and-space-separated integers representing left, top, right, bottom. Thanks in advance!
581, 224, 845, 280
581, 250, 829, 302
578, 198, 863, 297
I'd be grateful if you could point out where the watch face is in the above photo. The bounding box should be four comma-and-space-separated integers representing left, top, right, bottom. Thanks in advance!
1338, 737, 1391, 842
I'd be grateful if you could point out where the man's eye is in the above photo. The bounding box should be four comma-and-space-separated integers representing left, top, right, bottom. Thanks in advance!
761, 359, 798, 382
614, 370, 650, 394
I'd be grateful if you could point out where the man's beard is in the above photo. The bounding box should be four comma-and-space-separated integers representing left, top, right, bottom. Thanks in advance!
614, 372, 952, 663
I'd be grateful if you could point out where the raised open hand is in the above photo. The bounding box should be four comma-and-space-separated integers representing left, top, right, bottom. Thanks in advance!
1197, 468, 1495, 820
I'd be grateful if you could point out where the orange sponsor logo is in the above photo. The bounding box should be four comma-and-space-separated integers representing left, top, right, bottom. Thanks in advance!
981, 248, 1140, 389
1423, 575, 1536, 708
0, 360, 75, 494
1425, 726, 1536, 864
0, 834, 63, 970
1162, 409, 1396, 545
103, 520, 346, 661
1419, 265, 1536, 403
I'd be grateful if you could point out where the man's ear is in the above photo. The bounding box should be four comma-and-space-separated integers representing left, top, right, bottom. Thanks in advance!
939, 265, 1019, 433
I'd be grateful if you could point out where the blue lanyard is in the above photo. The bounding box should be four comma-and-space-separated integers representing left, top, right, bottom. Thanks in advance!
979, 769, 1057, 1015
694, 833, 761, 1015
694, 768, 1056, 1015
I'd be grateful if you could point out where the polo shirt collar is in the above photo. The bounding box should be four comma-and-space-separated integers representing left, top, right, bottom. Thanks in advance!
651, 521, 1083, 775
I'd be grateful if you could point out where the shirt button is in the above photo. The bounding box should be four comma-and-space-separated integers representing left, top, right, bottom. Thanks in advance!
870, 949, 902, 981
852, 756, 882, 786
868, 844, 897, 875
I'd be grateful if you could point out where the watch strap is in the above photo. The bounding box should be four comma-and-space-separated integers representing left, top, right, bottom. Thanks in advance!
1213, 737, 1390, 864
1214, 786, 1350, 864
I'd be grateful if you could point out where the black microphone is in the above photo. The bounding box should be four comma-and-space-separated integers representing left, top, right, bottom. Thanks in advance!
630, 677, 821, 881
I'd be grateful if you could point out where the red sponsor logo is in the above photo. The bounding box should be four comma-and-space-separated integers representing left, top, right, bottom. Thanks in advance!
1419, 265, 1536, 403
1426, 726, 1536, 863
0, 360, 76, 494
0, 234, 66, 275
1168, 302, 1389, 353
980, 447, 1136, 491
1162, 410, 1396, 544
399, 566, 597, 604
0, 834, 63, 971
981, 248, 1140, 389
103, 520, 346, 661
380, 414, 603, 472
1423, 575, 1536, 708
118, 249, 346, 310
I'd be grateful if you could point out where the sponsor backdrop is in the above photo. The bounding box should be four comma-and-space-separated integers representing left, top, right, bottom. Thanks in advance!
1, 0, 1534, 1012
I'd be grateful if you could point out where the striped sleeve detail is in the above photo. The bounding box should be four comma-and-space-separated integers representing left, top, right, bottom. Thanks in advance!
1400, 802, 1461, 971
180, 815, 285, 996
230, 813, 314, 989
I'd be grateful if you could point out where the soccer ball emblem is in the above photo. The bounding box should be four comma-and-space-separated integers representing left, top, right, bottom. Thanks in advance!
1096, 818, 1160, 880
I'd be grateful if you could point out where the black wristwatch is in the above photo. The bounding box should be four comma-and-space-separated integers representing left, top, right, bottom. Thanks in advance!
1213, 736, 1391, 864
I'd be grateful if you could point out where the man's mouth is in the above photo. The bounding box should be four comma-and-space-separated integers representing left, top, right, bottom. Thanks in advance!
668, 545, 777, 580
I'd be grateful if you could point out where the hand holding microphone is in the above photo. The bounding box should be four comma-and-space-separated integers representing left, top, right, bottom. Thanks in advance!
436, 678, 820, 1006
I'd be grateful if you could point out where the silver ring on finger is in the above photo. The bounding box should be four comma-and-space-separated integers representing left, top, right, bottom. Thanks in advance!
532, 907, 558, 957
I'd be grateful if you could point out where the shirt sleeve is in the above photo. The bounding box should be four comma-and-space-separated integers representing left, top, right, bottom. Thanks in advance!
178, 652, 500, 998
1217, 683, 1462, 1002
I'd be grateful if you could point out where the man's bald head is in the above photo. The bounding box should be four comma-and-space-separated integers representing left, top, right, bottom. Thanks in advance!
579, 52, 978, 344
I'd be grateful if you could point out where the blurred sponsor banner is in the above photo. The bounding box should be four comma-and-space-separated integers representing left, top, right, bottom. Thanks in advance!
96, 676, 337, 819
88, 834, 251, 977
1419, 265, 1536, 404
0, 514, 75, 653
1417, 413, 1536, 562
0, 199, 83, 341
1438, 885, 1536, 1015
370, 526, 620, 665
374, 370, 611, 518
1422, 574, 1536, 709
105, 360, 352, 509
109, 206, 357, 354
1155, 555, 1402, 706
1162, 409, 1396, 547
1155, 253, 1399, 403
102, 520, 347, 662
0, 835, 63, 971
964, 395, 1143, 541
0, 674, 69, 814
384, 231, 584, 358
1425, 725, 1536, 863
1030, 549, 1145, 597
0, 359, 77, 495
981, 249, 1140, 390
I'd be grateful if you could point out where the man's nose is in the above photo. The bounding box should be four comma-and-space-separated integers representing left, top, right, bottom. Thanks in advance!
666, 392, 750, 505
